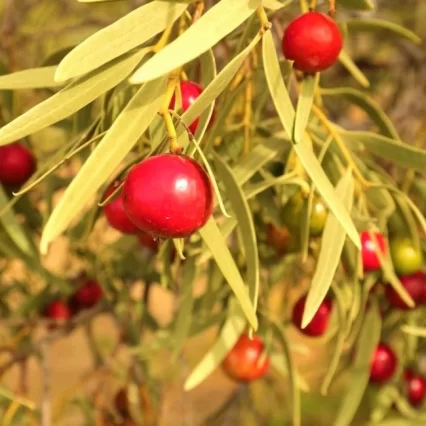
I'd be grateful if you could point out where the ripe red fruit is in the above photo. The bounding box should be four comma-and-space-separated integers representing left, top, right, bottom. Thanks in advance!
123, 154, 214, 239
292, 295, 333, 337
72, 280, 103, 309
404, 369, 426, 406
43, 300, 71, 323
385, 272, 426, 310
281, 12, 343, 73
266, 223, 290, 255
0, 142, 36, 186
103, 183, 139, 234
222, 334, 270, 382
369, 342, 397, 383
137, 231, 159, 252
170, 81, 214, 134
361, 231, 387, 272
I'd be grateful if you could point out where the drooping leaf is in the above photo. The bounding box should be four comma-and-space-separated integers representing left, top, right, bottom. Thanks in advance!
0, 67, 63, 89
338, 50, 370, 88
0, 50, 148, 146
199, 218, 258, 329
129, 0, 261, 83
40, 76, 167, 253
401, 325, 426, 337
184, 300, 246, 390
262, 31, 360, 249
55, 1, 187, 81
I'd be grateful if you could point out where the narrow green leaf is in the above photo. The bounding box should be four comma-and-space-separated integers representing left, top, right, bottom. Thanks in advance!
338, 50, 370, 88
184, 300, 246, 390
199, 218, 258, 330
270, 353, 310, 392
294, 74, 318, 143
56, 1, 187, 81
0, 50, 147, 146
262, 31, 360, 249
0, 67, 63, 89
320, 87, 399, 140
337, 0, 374, 10
401, 325, 426, 337
213, 152, 259, 309
346, 19, 421, 44
302, 170, 355, 327
263, 0, 293, 10
334, 303, 381, 426
129, 0, 261, 83
40, 76, 167, 253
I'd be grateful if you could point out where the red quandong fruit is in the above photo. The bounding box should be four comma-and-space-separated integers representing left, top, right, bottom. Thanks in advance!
404, 368, 426, 407
169, 81, 215, 134
71, 280, 103, 311
0, 142, 36, 186
385, 272, 426, 310
123, 154, 214, 239
137, 231, 159, 252
103, 183, 139, 234
361, 231, 387, 272
369, 342, 397, 384
292, 294, 333, 337
43, 300, 72, 329
266, 223, 291, 255
222, 334, 270, 382
281, 12, 343, 73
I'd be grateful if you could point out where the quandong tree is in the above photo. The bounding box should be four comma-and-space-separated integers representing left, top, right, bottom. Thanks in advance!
0, 0, 426, 425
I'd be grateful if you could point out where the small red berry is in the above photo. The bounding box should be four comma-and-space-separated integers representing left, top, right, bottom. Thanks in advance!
43, 300, 71, 325
370, 342, 397, 384
404, 369, 426, 406
292, 295, 333, 337
170, 81, 214, 134
361, 231, 387, 272
281, 12, 343, 73
385, 273, 425, 310
0, 142, 36, 186
103, 183, 139, 234
123, 154, 214, 239
222, 334, 270, 382
137, 231, 159, 252
72, 280, 103, 309
266, 223, 291, 255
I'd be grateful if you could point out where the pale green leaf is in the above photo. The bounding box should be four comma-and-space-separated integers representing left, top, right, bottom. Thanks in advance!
302, 170, 355, 327
129, 0, 261, 83
401, 325, 426, 337
0, 67, 63, 89
263, 0, 293, 10
294, 74, 318, 143
56, 1, 187, 81
0, 50, 147, 146
199, 218, 258, 330
40, 76, 167, 253
213, 152, 259, 309
338, 50, 370, 88
184, 300, 246, 390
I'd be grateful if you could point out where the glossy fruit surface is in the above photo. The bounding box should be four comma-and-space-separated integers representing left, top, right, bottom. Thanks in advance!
292, 295, 333, 337
369, 342, 397, 383
43, 300, 71, 321
361, 231, 387, 272
266, 223, 291, 255
170, 81, 214, 134
123, 154, 214, 239
281, 12, 343, 73
222, 334, 269, 382
389, 238, 423, 276
72, 280, 103, 309
0, 142, 36, 186
309, 197, 328, 236
385, 272, 425, 310
404, 369, 426, 406
103, 183, 139, 234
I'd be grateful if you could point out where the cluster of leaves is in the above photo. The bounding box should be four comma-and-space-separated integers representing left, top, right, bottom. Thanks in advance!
1, 0, 426, 425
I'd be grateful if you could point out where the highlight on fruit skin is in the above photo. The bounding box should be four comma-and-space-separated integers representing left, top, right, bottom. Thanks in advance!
360, 231, 387, 272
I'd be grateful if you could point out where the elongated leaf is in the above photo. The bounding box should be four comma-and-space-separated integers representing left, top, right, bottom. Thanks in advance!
184, 301, 246, 390
337, 0, 374, 10
262, 31, 360, 249
213, 152, 259, 309
346, 19, 421, 44
334, 303, 381, 426
320, 87, 399, 140
130, 0, 261, 83
302, 170, 355, 327
0, 67, 63, 89
294, 74, 318, 143
0, 50, 147, 146
341, 131, 426, 171
56, 1, 187, 81
338, 50, 370, 88
263, 0, 293, 9
401, 325, 426, 337
40, 76, 167, 253
199, 218, 258, 329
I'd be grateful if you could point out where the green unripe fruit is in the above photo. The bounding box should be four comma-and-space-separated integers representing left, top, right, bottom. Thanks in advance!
390, 238, 423, 276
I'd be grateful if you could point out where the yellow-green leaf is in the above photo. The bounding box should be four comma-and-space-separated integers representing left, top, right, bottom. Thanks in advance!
56, 1, 187, 81
129, 0, 261, 83
401, 325, 426, 337
199, 218, 258, 330
338, 50, 370, 88
0, 67, 63, 89
40, 75, 167, 254
184, 300, 246, 390
337, 0, 374, 10
302, 169, 355, 328
263, 0, 293, 10
0, 50, 147, 146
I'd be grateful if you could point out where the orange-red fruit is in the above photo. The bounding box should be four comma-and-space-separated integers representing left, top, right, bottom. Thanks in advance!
369, 342, 397, 384
385, 272, 426, 310
222, 334, 270, 382
361, 231, 387, 272
404, 368, 426, 406
43, 300, 71, 323
72, 280, 103, 309
0, 142, 36, 186
281, 12, 343, 73
266, 223, 291, 255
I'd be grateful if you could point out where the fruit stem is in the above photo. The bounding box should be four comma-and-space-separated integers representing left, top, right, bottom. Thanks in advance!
243, 64, 253, 154
153, 23, 174, 53
256, 6, 270, 31
193, 1, 204, 23
328, 0, 336, 18
309, 0, 318, 11
299, 0, 309, 13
